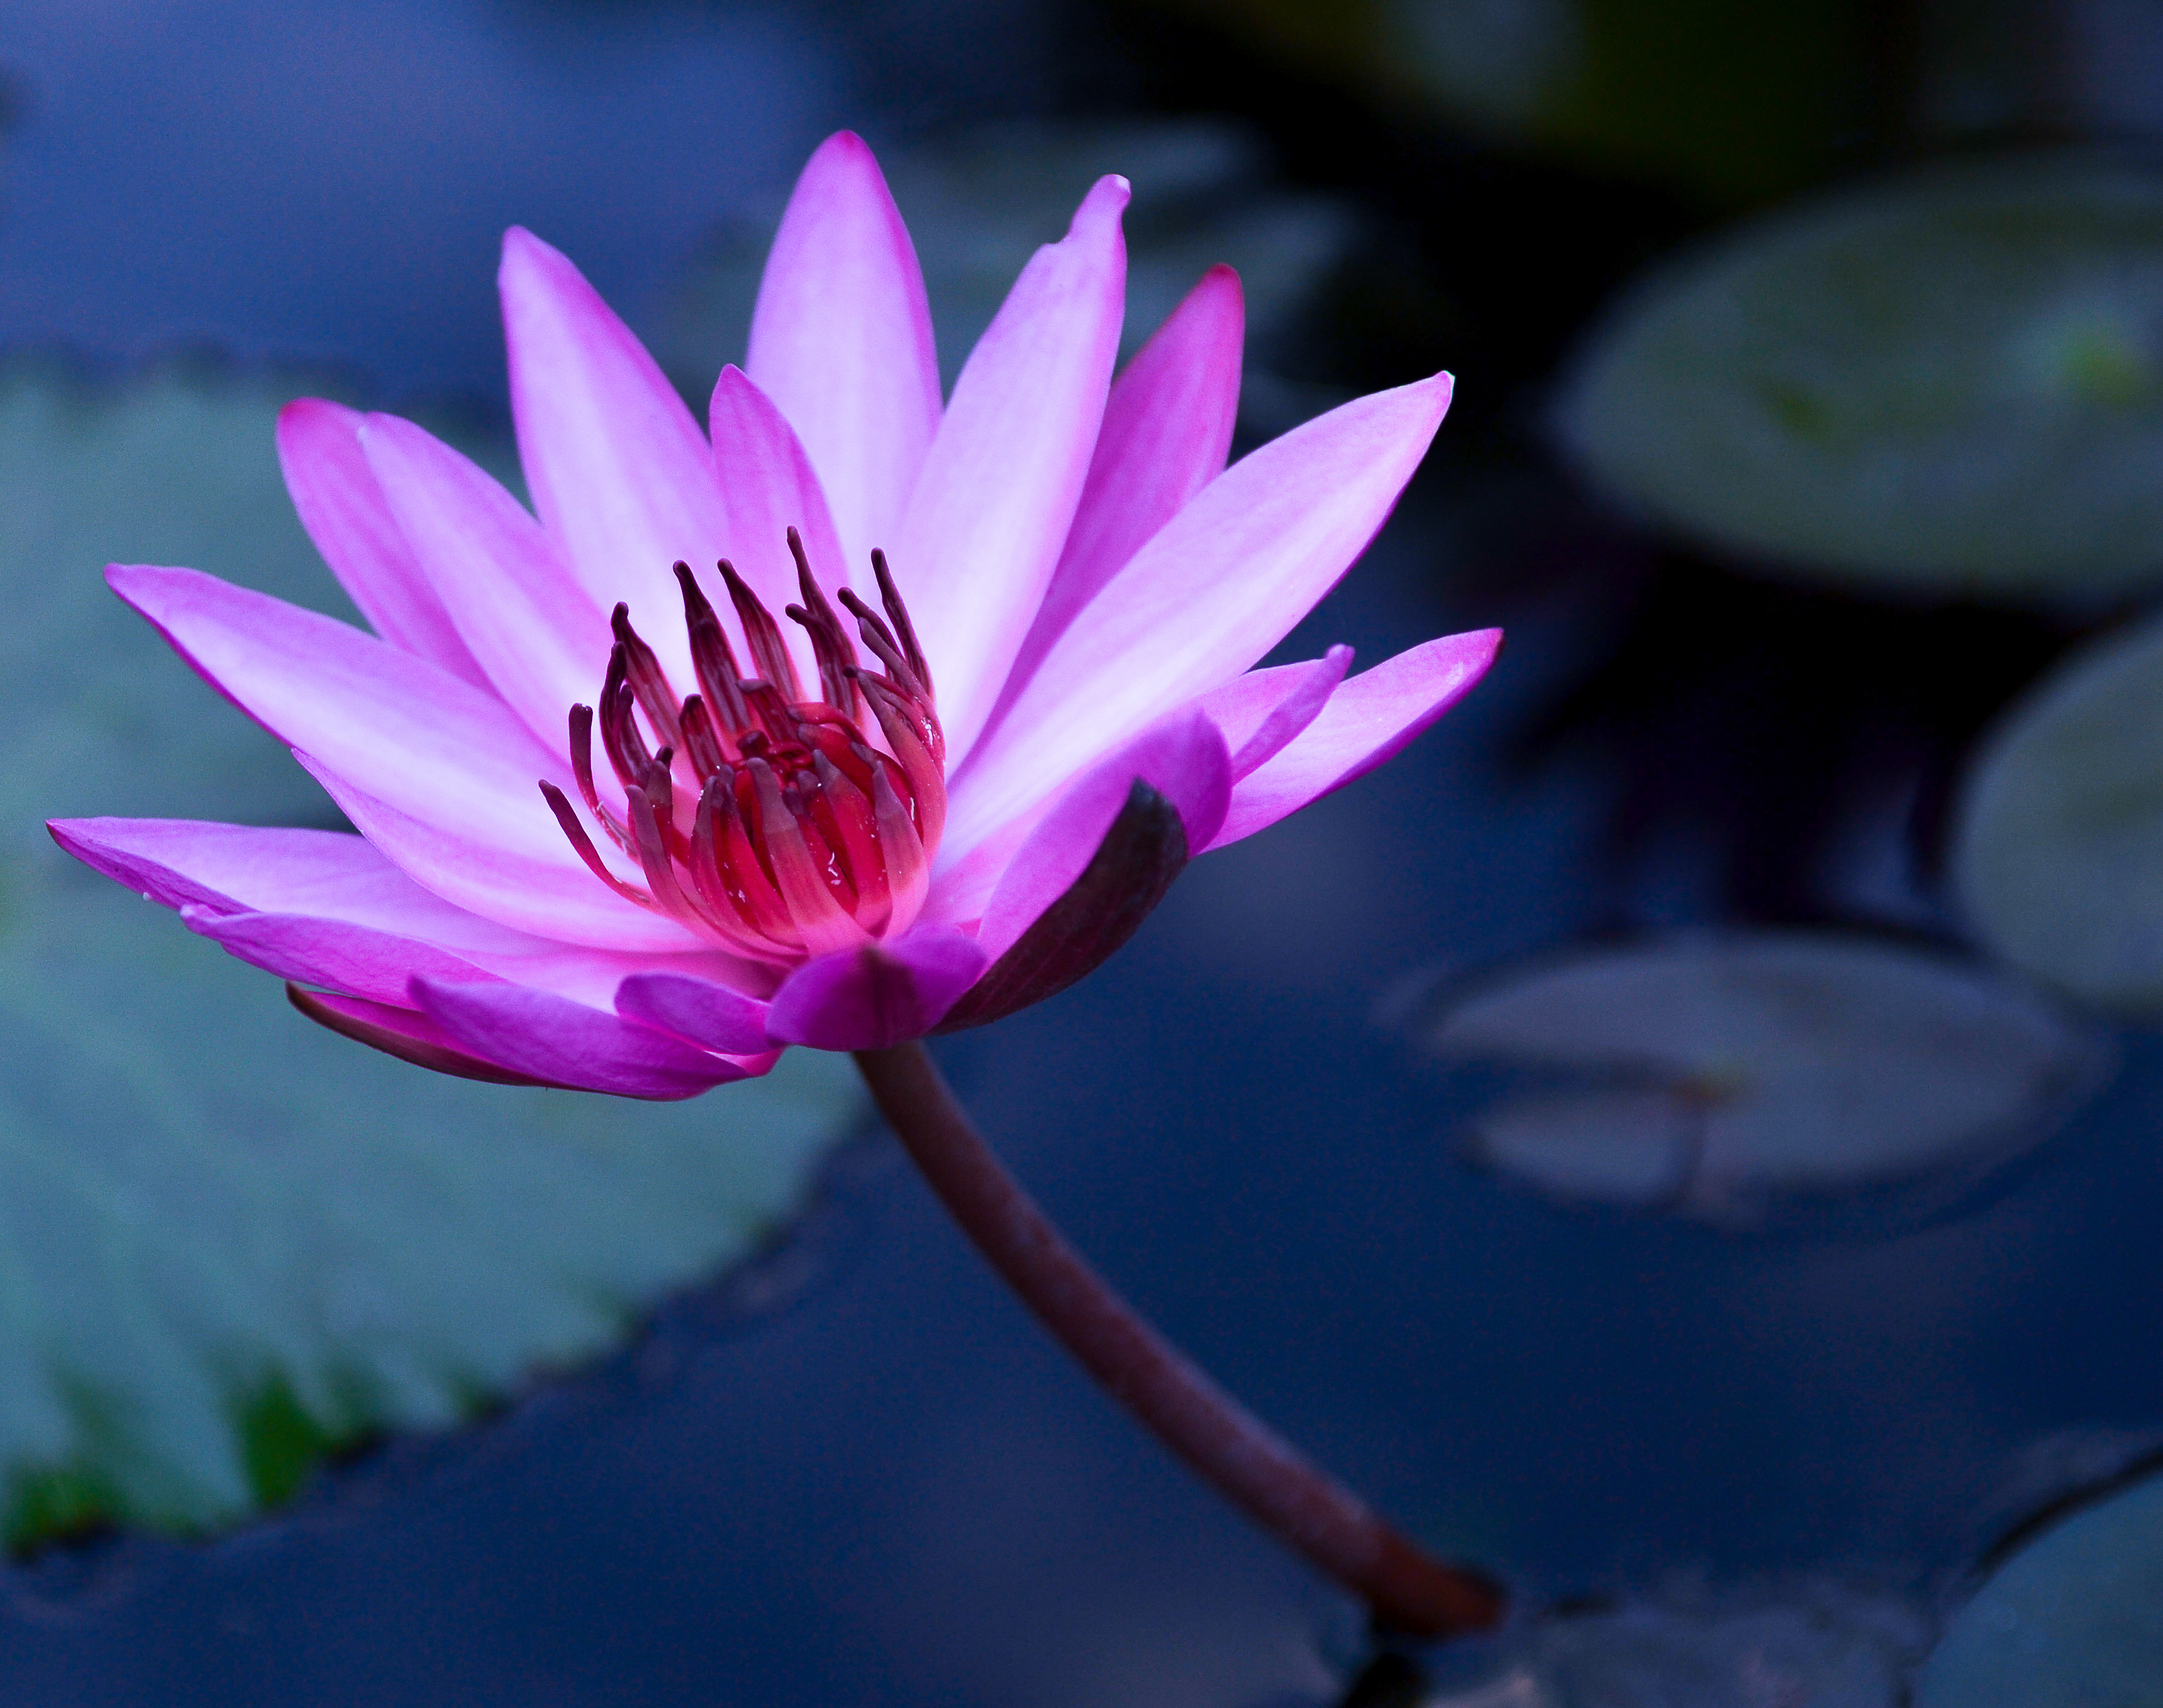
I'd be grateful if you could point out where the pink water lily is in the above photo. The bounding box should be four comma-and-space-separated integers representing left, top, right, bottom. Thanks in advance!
50, 131, 1498, 1099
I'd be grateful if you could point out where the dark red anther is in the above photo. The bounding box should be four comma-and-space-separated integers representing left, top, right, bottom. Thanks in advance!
597, 651, 658, 789
678, 694, 728, 779
872, 548, 931, 698
783, 527, 860, 714
539, 781, 651, 907
674, 562, 753, 735
739, 679, 803, 750
610, 603, 684, 754
716, 559, 803, 701
568, 703, 633, 853
837, 588, 928, 707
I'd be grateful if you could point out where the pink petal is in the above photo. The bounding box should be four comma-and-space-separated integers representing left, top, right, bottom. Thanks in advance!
1200, 646, 1354, 777
297, 754, 700, 953
1000, 265, 1244, 702
361, 412, 612, 753
108, 563, 581, 873
276, 399, 490, 686
186, 905, 500, 1006
892, 175, 1130, 761
613, 972, 773, 1055
411, 977, 762, 1100
500, 227, 720, 684
968, 707, 1231, 963
944, 372, 1453, 860
290, 988, 568, 1089
762, 925, 988, 1051
707, 364, 851, 681
745, 131, 942, 579
51, 815, 756, 1001
1205, 628, 1501, 851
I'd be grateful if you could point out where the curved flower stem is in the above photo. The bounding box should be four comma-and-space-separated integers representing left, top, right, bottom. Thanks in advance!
852, 1040, 1505, 1640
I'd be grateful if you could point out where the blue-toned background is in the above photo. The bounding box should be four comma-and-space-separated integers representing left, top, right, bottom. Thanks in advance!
0, 1, 2159, 1702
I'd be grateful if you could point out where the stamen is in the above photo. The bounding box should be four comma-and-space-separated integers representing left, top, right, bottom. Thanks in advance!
673, 562, 753, 736
539, 782, 652, 908
872, 548, 931, 697
808, 751, 885, 925
678, 694, 728, 780
739, 679, 801, 749
625, 781, 708, 933
568, 703, 633, 852
596, 649, 656, 789
869, 759, 931, 930
783, 527, 860, 714
717, 559, 803, 701
837, 587, 929, 706
746, 758, 869, 957
854, 669, 947, 843
610, 604, 685, 754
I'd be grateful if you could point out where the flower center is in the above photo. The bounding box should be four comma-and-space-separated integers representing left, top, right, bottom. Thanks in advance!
540, 528, 946, 963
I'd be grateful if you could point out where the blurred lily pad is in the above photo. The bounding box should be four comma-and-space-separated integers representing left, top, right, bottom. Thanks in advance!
1426, 932, 2109, 1226
1428, 1576, 1933, 1707
0, 361, 862, 1543
653, 118, 1361, 425
1915, 1462, 2163, 1707
1954, 610, 2163, 1017
1560, 155, 2163, 605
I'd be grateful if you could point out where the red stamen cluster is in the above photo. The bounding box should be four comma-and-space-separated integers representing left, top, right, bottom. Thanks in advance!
541, 529, 944, 963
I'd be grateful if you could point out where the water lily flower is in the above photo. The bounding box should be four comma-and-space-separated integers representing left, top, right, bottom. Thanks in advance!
49, 131, 1498, 1099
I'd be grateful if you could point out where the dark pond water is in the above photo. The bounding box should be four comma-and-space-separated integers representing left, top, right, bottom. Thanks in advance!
0, 1, 2159, 1703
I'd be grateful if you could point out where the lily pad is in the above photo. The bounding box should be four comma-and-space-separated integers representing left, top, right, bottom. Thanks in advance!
653, 118, 1360, 409
1427, 1577, 1933, 1707
1559, 154, 2163, 605
1425, 932, 2109, 1226
1914, 1463, 2163, 1707
1953, 610, 2163, 1017
0, 361, 862, 1542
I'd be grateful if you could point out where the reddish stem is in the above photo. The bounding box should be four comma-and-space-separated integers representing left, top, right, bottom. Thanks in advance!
852, 1041, 1505, 1639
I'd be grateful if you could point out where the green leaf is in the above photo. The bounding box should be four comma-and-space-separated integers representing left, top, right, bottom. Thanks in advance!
1560, 154, 2163, 605
1954, 610, 2163, 1017
1916, 1464, 2163, 1707
0, 361, 862, 1543
1426, 932, 2109, 1226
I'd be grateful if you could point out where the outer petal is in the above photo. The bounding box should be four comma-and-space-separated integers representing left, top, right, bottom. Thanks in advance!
297, 755, 698, 953
1001, 265, 1244, 701
50, 815, 750, 999
614, 972, 773, 1056
500, 227, 719, 684
707, 364, 851, 679
289, 988, 568, 1089
110, 564, 571, 853
944, 372, 1453, 860
968, 708, 1231, 962
1200, 646, 1353, 777
745, 131, 942, 579
275, 398, 489, 686
411, 977, 760, 1101
762, 926, 988, 1051
361, 412, 612, 753
1205, 629, 1502, 851
893, 175, 1130, 761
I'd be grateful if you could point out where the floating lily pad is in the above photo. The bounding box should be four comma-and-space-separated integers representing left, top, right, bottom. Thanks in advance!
1915, 1463, 2163, 1707
1426, 932, 2109, 1226
1427, 1577, 1933, 1707
1953, 610, 2163, 1017
1560, 154, 2163, 604
654, 119, 1360, 409
0, 362, 862, 1543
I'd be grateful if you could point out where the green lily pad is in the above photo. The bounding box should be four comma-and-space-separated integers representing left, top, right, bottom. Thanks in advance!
1915, 1464, 2163, 1707
1427, 932, 2108, 1226
1559, 154, 2163, 604
653, 119, 1360, 409
0, 361, 862, 1543
1953, 610, 2163, 1017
